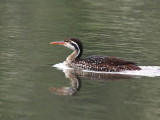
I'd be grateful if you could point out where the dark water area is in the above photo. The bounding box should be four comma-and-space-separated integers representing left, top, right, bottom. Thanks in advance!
0, 0, 160, 120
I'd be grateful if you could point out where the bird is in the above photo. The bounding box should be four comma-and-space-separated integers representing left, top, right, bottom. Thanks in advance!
50, 38, 141, 72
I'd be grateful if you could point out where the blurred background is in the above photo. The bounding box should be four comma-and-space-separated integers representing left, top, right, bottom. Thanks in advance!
0, 0, 160, 120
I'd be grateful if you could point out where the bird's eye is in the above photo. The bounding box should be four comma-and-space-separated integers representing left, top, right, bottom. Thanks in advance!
64, 40, 69, 42
64, 39, 71, 42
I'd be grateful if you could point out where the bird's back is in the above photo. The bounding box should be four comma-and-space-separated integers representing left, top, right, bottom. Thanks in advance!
71, 55, 141, 72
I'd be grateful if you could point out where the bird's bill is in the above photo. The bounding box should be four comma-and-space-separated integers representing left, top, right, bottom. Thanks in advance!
50, 41, 65, 45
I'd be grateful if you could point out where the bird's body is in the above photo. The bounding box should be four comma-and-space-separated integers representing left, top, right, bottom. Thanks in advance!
50, 38, 141, 72
66, 56, 141, 72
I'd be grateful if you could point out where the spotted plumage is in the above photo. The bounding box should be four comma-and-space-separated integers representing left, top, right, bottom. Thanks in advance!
50, 38, 141, 72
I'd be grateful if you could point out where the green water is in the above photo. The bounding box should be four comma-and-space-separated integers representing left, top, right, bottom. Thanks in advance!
0, 0, 160, 120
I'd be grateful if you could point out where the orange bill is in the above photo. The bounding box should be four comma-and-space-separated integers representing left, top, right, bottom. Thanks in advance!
50, 41, 65, 45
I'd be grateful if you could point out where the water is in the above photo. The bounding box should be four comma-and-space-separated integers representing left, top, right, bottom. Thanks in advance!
0, 0, 160, 120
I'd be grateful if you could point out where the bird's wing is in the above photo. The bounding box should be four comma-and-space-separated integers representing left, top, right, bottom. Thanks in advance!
84, 56, 136, 66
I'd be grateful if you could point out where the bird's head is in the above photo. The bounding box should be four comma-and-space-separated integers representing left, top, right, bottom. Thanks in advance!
50, 38, 83, 59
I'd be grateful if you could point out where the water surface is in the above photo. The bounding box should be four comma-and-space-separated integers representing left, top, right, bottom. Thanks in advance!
0, 0, 160, 120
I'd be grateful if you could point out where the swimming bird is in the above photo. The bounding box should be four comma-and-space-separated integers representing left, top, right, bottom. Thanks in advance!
50, 38, 141, 72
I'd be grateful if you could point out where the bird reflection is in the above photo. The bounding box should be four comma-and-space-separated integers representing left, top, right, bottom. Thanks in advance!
49, 68, 137, 96
50, 69, 81, 96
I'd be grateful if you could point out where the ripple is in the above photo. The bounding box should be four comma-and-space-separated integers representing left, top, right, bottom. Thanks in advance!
53, 63, 160, 77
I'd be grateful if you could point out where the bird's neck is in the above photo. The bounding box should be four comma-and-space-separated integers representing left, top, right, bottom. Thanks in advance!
66, 50, 80, 63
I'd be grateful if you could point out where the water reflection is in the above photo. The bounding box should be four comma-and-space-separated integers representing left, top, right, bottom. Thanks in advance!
50, 69, 81, 96
50, 68, 137, 96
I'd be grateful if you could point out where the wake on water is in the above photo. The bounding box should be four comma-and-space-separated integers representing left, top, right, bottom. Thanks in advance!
53, 63, 160, 77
